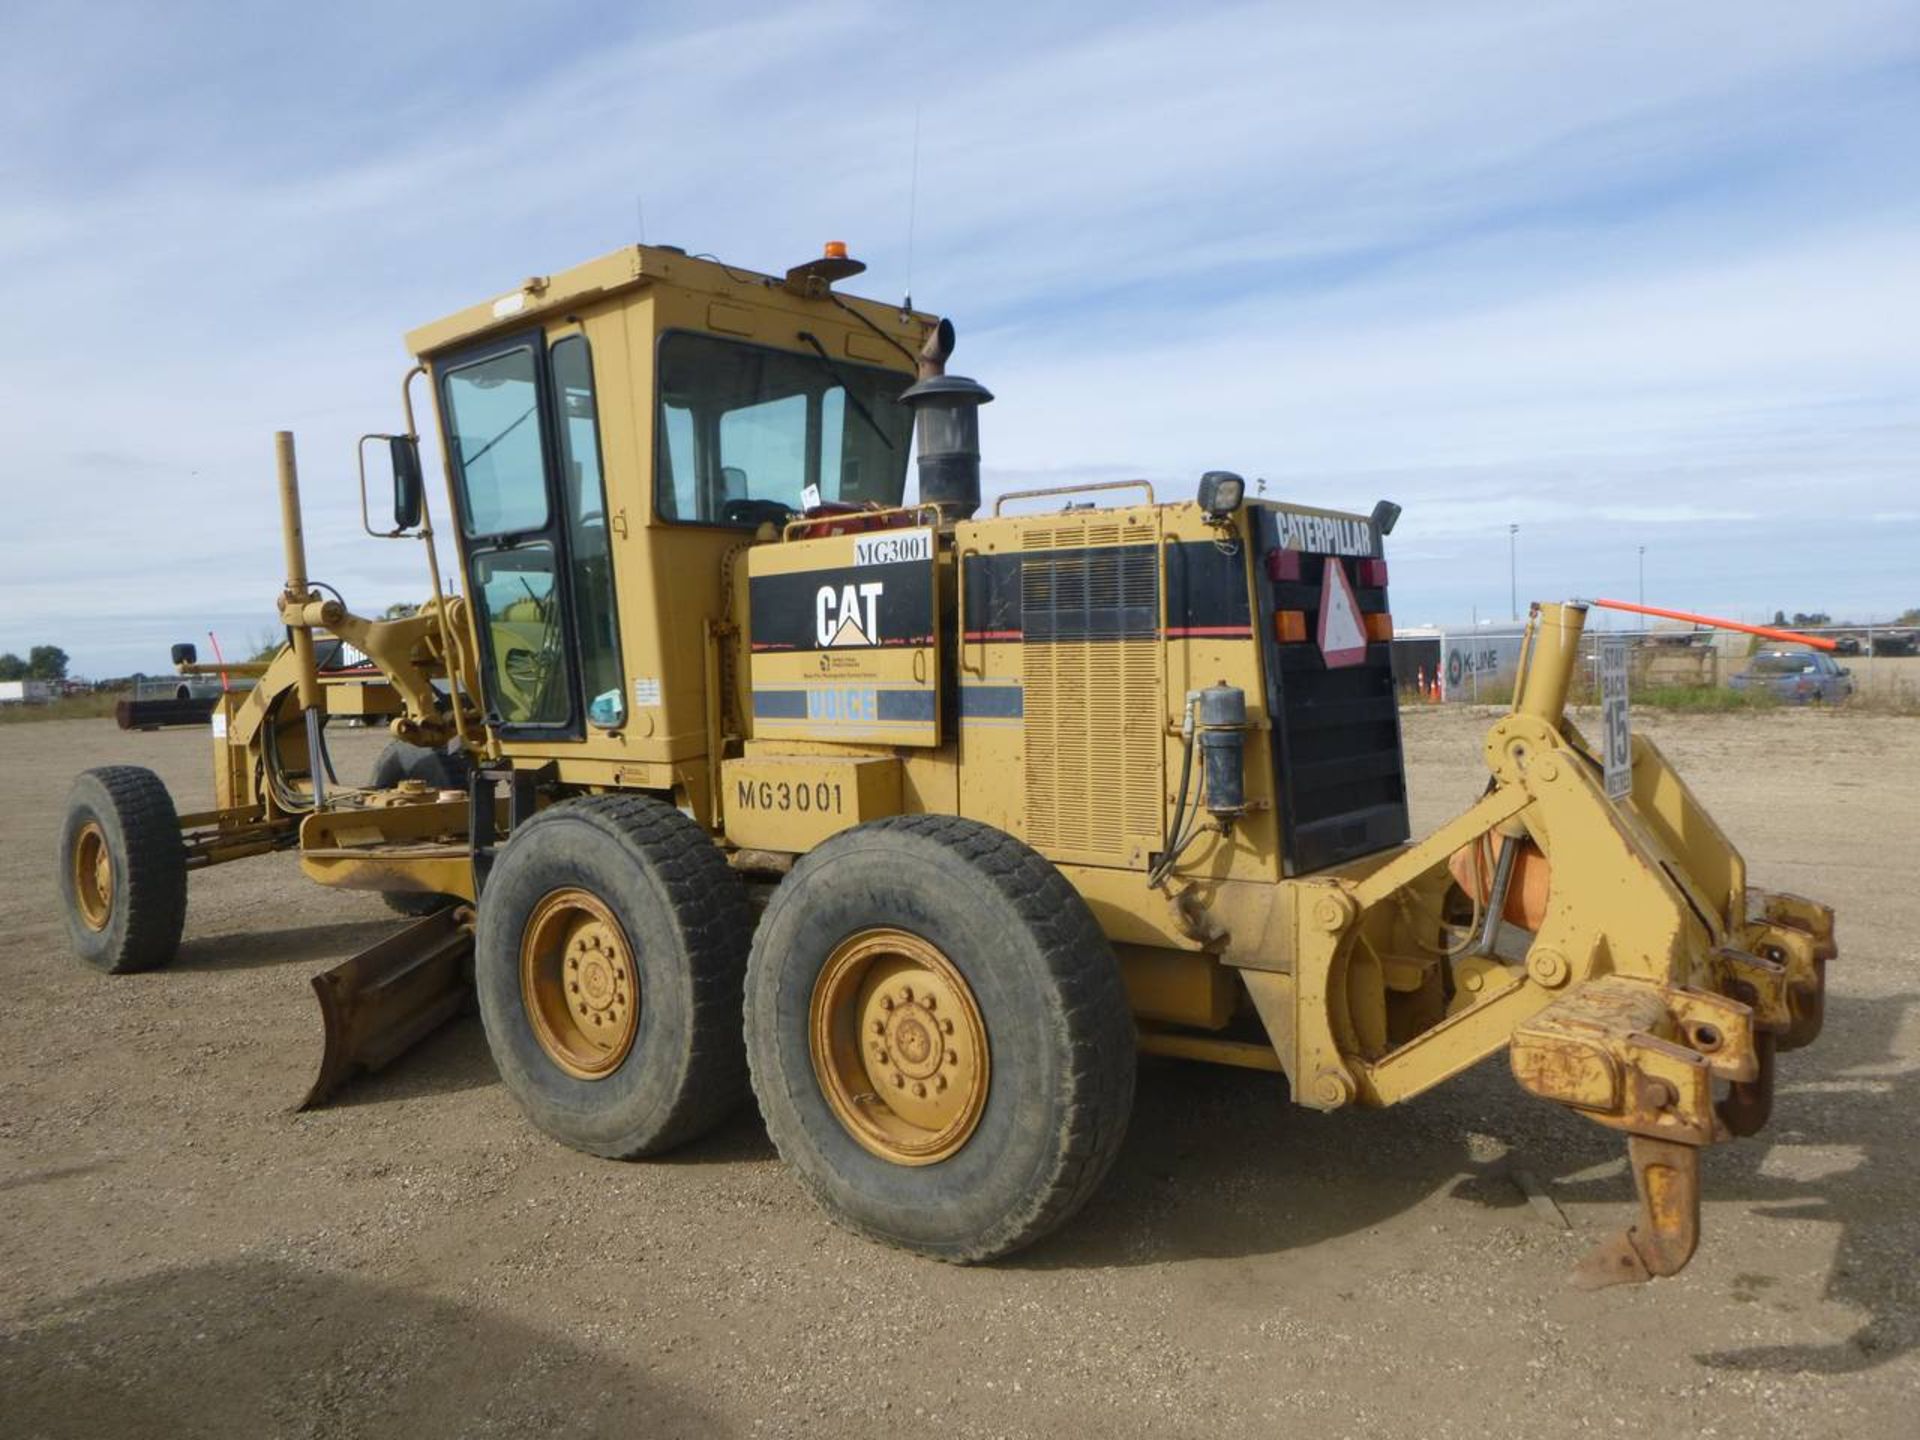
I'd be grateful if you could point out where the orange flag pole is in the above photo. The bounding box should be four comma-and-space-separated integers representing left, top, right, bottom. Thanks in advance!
1588, 598, 1836, 653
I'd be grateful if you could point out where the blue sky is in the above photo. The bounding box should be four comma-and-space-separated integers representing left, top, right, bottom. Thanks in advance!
2, 1, 1916, 675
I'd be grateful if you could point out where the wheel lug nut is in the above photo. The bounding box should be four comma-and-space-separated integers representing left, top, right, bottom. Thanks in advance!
913, 1082, 926, 1098
891, 1072, 906, 1088
941, 1019, 954, 1035
922, 994, 937, 1011
879, 996, 895, 1012
945, 1049, 959, 1066
898, 985, 914, 1003
870, 1019, 885, 1035
935, 1075, 948, 1092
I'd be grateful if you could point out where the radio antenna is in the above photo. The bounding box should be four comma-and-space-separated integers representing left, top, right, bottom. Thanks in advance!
902, 104, 921, 312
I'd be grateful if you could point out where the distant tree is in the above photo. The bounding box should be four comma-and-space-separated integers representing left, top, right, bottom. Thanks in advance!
1897, 607, 1920, 627
381, 601, 418, 620
248, 628, 285, 663
0, 653, 25, 681
1790, 611, 1831, 628
27, 644, 69, 680
1772, 610, 1787, 627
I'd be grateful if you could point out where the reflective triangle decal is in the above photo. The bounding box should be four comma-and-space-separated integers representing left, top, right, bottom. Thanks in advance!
1317, 560, 1368, 668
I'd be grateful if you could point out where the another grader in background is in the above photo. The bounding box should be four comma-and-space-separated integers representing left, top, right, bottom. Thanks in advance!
56, 242, 1834, 1285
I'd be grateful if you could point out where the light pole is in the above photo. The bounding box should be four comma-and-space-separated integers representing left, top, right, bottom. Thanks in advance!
1638, 545, 1645, 609
1508, 523, 1518, 621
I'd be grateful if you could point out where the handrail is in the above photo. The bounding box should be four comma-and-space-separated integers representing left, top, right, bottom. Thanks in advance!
993, 478, 1155, 516
780, 501, 941, 543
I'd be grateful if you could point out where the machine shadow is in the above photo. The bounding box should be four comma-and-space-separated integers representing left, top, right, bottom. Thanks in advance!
1693, 990, 1914, 1374
319, 1013, 502, 1110
173, 918, 399, 971
0, 1257, 728, 1439
1014, 991, 1914, 1376
1533, 989, 1918, 1375
1012, 1051, 1569, 1274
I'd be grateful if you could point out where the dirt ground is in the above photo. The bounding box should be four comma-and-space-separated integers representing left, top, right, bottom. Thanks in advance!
2, 708, 1916, 1439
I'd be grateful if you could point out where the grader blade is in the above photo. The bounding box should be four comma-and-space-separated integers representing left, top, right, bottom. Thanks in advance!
300, 906, 475, 1110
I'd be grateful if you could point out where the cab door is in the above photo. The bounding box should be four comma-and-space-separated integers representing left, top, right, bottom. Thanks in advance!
437, 330, 624, 740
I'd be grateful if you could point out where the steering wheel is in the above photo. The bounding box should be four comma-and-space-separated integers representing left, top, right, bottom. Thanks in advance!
722, 498, 795, 527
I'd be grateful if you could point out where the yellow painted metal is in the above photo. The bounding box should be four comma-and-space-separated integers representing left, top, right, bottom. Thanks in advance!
1513, 601, 1585, 726
403, 256, 943, 826
72, 821, 111, 931
1135, 1028, 1285, 1072
274, 431, 324, 715
1116, 944, 1237, 1029
951, 505, 1168, 868
404, 246, 933, 364
808, 928, 990, 1165
296, 797, 479, 902
318, 680, 403, 717
520, 888, 639, 1080
721, 755, 902, 853
743, 528, 941, 750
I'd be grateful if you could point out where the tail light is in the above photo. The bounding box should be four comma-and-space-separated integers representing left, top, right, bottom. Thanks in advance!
1358, 558, 1389, 588
1275, 610, 1307, 643
1364, 612, 1394, 643
1265, 548, 1302, 583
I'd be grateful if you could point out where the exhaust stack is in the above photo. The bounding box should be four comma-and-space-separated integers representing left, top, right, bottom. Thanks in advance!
900, 321, 990, 521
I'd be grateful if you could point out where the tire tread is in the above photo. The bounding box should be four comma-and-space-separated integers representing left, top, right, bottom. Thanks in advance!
64, 765, 187, 973
488, 793, 752, 1157
750, 814, 1136, 1261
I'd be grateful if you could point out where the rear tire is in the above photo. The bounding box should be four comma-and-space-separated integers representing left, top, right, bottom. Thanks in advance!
370, 741, 471, 916
745, 815, 1136, 1262
474, 794, 752, 1158
58, 766, 188, 974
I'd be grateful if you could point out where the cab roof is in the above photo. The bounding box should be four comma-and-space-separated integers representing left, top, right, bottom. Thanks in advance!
404, 243, 936, 360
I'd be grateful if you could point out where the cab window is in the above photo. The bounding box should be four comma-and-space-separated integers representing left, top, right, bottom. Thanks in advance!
655, 332, 913, 526
550, 335, 624, 727
444, 345, 547, 537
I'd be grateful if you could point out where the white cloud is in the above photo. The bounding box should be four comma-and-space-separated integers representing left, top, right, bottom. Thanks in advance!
0, 0, 1916, 673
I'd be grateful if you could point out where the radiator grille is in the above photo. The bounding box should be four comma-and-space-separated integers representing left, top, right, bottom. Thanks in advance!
1019, 520, 1162, 859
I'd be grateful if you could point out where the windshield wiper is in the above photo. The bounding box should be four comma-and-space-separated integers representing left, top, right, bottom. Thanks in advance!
459, 403, 537, 470
796, 331, 895, 451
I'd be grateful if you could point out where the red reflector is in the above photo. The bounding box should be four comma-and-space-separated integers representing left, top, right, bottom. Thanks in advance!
1363, 612, 1394, 642
1266, 548, 1302, 582
1358, 558, 1389, 588
1275, 610, 1307, 643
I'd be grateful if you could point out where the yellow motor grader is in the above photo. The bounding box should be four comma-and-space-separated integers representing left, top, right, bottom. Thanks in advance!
56, 242, 1834, 1285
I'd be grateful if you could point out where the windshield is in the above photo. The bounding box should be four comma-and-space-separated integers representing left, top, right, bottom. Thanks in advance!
656, 332, 914, 526
1751, 654, 1814, 674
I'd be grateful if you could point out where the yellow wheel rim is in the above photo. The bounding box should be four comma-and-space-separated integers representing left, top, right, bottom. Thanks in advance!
809, 928, 990, 1166
73, 821, 112, 932
519, 888, 639, 1080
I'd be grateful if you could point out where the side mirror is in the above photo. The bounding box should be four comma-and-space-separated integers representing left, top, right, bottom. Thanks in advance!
390, 436, 424, 530
170, 642, 198, 667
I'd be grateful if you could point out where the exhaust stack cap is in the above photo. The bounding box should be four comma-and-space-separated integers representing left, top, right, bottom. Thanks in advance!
900, 372, 993, 520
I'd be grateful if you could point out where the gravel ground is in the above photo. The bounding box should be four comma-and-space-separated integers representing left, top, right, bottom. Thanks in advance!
2, 708, 1915, 1438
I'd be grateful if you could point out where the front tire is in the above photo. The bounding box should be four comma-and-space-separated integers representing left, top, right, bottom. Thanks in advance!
745, 815, 1136, 1262
58, 766, 188, 974
474, 794, 752, 1158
